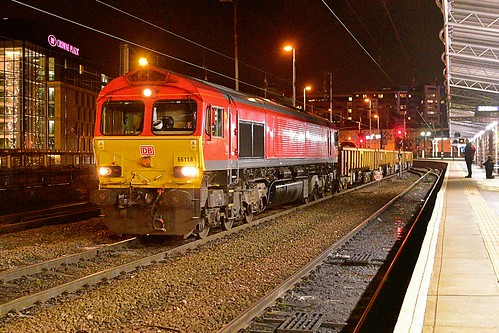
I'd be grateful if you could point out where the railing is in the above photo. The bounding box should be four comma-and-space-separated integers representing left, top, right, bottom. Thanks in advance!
0, 150, 95, 169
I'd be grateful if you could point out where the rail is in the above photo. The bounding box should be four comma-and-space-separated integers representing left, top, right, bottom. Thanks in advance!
217, 168, 438, 332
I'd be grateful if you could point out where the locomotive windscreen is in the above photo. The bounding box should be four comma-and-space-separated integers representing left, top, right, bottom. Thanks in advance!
101, 100, 144, 135
152, 100, 196, 133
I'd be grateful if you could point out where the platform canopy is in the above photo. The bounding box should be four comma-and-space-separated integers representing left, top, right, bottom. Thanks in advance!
439, 0, 499, 140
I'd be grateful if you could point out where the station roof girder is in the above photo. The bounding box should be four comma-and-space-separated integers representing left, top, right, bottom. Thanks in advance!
439, 0, 499, 139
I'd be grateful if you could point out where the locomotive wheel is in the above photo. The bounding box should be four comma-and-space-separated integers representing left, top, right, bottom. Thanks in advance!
243, 209, 253, 223
194, 218, 210, 239
221, 215, 234, 231
312, 185, 322, 201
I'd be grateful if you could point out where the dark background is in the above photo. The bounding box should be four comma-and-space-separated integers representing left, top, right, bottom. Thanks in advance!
2, 0, 444, 96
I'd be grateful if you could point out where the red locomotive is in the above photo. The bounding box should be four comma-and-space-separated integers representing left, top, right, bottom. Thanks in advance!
90, 66, 339, 237
90, 65, 412, 238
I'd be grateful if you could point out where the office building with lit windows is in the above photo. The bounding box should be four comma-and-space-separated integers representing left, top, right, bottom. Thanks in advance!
422, 84, 445, 127
0, 20, 110, 152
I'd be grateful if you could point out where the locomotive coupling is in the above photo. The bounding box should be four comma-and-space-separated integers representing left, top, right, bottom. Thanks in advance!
90, 189, 117, 206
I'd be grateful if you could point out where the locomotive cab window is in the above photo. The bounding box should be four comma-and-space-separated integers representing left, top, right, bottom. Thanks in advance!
205, 106, 224, 138
152, 99, 196, 134
101, 100, 144, 135
212, 107, 224, 137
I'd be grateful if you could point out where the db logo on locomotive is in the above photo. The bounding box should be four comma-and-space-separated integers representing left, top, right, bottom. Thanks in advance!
140, 145, 155, 156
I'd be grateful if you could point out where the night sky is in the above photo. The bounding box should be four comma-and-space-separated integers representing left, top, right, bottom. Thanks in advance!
3, 0, 444, 96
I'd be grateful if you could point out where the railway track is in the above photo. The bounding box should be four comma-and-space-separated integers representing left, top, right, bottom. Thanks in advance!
0, 189, 342, 318
0, 170, 432, 328
218, 168, 442, 333
0, 202, 101, 235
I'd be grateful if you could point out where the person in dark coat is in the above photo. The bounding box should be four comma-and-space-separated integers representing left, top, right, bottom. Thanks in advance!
464, 139, 475, 178
483, 156, 495, 179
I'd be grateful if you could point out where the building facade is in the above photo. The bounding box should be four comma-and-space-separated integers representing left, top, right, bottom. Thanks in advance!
0, 34, 109, 153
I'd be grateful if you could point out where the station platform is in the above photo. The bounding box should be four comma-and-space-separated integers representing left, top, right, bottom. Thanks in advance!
395, 160, 499, 332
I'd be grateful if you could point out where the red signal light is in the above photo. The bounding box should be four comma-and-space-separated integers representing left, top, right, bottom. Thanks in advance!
395, 128, 405, 137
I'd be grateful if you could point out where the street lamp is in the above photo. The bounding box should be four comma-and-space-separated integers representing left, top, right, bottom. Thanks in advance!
284, 45, 296, 107
421, 131, 431, 158
374, 114, 380, 149
365, 98, 372, 148
303, 86, 311, 111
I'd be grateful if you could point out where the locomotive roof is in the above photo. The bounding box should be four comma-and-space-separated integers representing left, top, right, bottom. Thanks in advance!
100, 66, 335, 129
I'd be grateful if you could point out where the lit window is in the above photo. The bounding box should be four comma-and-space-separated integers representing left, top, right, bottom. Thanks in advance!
49, 87, 55, 101
48, 57, 55, 81
49, 120, 55, 134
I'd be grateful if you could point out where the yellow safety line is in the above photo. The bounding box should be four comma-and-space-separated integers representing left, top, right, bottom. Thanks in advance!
463, 179, 499, 282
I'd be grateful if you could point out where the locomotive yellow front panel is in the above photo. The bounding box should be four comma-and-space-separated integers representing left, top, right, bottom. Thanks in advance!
94, 137, 204, 189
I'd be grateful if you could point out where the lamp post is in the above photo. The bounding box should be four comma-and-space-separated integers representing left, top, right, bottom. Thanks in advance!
421, 131, 431, 158
220, 0, 239, 91
365, 98, 372, 148
303, 86, 311, 111
374, 114, 380, 149
284, 45, 296, 107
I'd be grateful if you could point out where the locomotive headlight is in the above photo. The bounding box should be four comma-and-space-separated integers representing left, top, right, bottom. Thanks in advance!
174, 166, 199, 178
143, 88, 152, 97
99, 166, 122, 177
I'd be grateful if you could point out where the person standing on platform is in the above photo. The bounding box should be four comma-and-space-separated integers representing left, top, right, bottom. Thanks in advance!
483, 156, 495, 179
464, 138, 475, 178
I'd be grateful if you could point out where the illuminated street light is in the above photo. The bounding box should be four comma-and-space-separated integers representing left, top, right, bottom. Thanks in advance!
284, 45, 296, 107
303, 86, 311, 111
365, 98, 372, 148
374, 114, 380, 149
421, 131, 431, 158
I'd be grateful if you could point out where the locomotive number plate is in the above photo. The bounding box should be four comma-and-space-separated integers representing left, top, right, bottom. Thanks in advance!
174, 153, 197, 165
